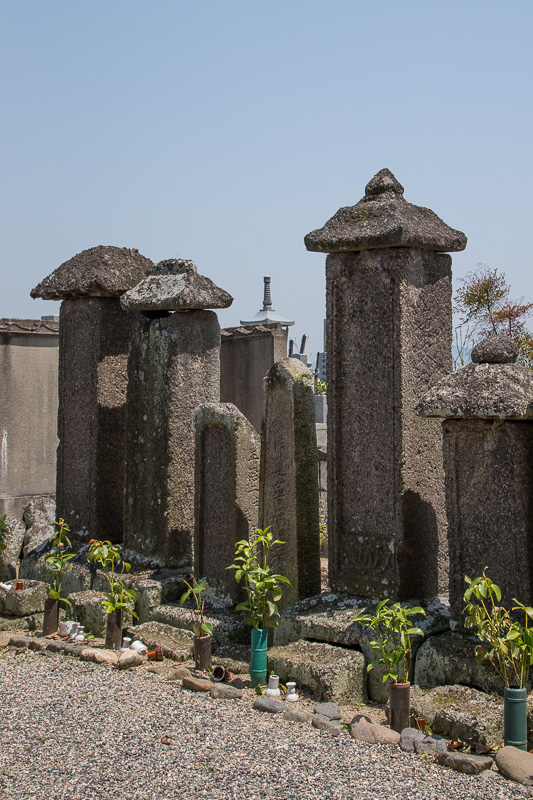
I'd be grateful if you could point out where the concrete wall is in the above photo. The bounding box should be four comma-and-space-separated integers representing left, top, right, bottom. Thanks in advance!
0, 319, 59, 519
220, 323, 287, 431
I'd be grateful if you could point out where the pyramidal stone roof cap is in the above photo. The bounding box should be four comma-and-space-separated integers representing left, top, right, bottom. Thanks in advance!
416, 336, 533, 419
120, 259, 233, 311
304, 169, 467, 253
31, 245, 154, 300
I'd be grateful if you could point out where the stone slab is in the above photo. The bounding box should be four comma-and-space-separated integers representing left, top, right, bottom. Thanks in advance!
4, 580, 48, 617
414, 633, 509, 694
409, 685, 505, 748
0, 614, 43, 631
150, 604, 249, 646
124, 621, 193, 661
273, 593, 450, 702
268, 639, 366, 705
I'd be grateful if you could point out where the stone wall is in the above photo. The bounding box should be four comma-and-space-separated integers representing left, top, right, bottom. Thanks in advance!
0, 319, 59, 519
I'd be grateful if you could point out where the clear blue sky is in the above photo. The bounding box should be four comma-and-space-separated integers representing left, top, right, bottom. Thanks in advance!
1, 1, 531, 360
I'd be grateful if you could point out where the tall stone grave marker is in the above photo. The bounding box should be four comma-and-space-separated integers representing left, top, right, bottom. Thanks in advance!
417, 335, 533, 623
121, 259, 233, 569
31, 246, 153, 541
305, 169, 466, 599
194, 402, 260, 604
220, 322, 288, 431
259, 357, 321, 607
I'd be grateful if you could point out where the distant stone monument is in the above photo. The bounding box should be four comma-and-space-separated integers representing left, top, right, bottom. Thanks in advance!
220, 323, 288, 431
121, 259, 233, 569
31, 246, 153, 541
194, 402, 260, 604
305, 169, 467, 599
417, 335, 533, 623
259, 357, 321, 606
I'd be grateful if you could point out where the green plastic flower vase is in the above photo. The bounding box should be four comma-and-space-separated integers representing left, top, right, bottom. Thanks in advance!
504, 687, 527, 750
250, 627, 268, 687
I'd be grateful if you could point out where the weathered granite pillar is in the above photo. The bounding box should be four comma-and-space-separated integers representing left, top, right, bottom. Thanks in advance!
417, 335, 533, 623
194, 402, 260, 604
259, 357, 321, 607
30, 246, 153, 541
305, 169, 467, 599
121, 259, 233, 569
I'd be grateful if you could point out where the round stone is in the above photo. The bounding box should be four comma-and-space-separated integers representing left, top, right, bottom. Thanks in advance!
471, 335, 518, 364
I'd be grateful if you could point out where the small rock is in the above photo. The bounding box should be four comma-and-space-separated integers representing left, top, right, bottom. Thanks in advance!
147, 663, 174, 675
313, 702, 342, 720
312, 714, 344, 734
8, 636, 30, 649
81, 648, 119, 665
45, 642, 66, 654
253, 698, 285, 714
164, 665, 192, 681
182, 676, 213, 692
349, 715, 400, 745
210, 684, 243, 700
62, 644, 85, 657
495, 746, 533, 786
436, 751, 494, 775
117, 649, 145, 670
478, 769, 501, 782
28, 639, 48, 652
399, 728, 447, 755
283, 709, 313, 724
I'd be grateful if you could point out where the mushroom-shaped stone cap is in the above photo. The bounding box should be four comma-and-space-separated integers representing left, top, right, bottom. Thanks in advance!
416, 336, 533, 419
31, 246, 154, 300
471, 335, 518, 364
120, 258, 233, 311
304, 169, 467, 254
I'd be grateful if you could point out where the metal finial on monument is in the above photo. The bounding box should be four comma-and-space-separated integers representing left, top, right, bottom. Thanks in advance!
263, 276, 272, 309
240, 276, 295, 327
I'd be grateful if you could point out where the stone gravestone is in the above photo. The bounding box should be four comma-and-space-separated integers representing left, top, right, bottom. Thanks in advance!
31, 246, 153, 541
220, 322, 288, 432
194, 402, 260, 604
417, 335, 533, 624
259, 357, 321, 607
121, 259, 233, 569
305, 169, 466, 599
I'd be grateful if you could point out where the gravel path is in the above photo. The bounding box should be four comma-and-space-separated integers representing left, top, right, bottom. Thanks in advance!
0, 647, 531, 800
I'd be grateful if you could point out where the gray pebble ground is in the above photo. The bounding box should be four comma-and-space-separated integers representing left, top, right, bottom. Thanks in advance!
0, 648, 531, 800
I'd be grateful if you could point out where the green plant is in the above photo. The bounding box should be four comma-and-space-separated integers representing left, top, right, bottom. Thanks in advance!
318, 500, 327, 551
352, 600, 425, 683
463, 569, 533, 688
179, 576, 213, 637
87, 539, 137, 617
0, 514, 8, 552
226, 526, 290, 629
44, 518, 75, 604
314, 377, 327, 395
